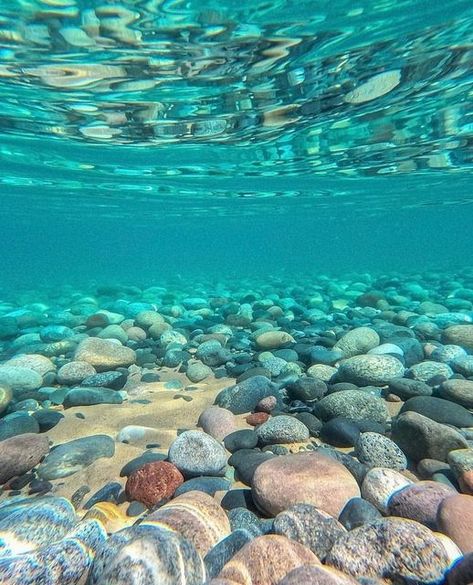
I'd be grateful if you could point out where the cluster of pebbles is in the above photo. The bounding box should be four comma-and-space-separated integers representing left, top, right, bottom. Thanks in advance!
1, 269, 473, 584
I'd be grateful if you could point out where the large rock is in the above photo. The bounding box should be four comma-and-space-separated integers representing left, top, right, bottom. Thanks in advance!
438, 494, 473, 553
391, 412, 468, 462
252, 452, 360, 517
74, 337, 136, 371
215, 375, 282, 415
337, 355, 404, 386
314, 390, 388, 424
334, 327, 380, 358
326, 518, 451, 585
0, 433, 49, 484
442, 325, 473, 351
37, 434, 115, 480
399, 396, 473, 428
168, 430, 227, 477
216, 535, 319, 584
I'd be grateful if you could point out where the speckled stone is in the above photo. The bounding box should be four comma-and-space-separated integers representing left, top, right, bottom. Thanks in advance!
216, 535, 319, 584
252, 452, 360, 517
256, 416, 310, 445
361, 468, 413, 513
74, 337, 136, 371
326, 518, 450, 585
168, 430, 227, 477
246, 412, 270, 426
334, 327, 380, 358
215, 375, 282, 415
278, 564, 359, 585
146, 490, 231, 556
354, 433, 407, 471
337, 355, 404, 386
439, 379, 473, 409
273, 503, 346, 560
408, 361, 453, 383
314, 391, 389, 424
442, 325, 473, 351
125, 461, 184, 508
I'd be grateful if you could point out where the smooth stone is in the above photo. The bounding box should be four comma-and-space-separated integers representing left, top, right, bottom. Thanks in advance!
187, 360, 213, 382
391, 412, 468, 462
0, 366, 43, 394
0, 385, 12, 414
307, 364, 338, 382
0, 433, 49, 485
354, 433, 407, 471
32, 410, 64, 432
286, 377, 327, 403
314, 390, 389, 424
448, 449, 473, 493
316, 447, 368, 485
220, 489, 257, 512
227, 508, 264, 536
310, 346, 344, 366
88, 523, 205, 585
273, 503, 346, 560
361, 467, 413, 513
387, 481, 457, 529
57, 361, 96, 385
252, 452, 360, 517
37, 434, 115, 480
74, 337, 136, 371
84, 482, 122, 509
116, 425, 163, 445
147, 490, 231, 556
215, 375, 282, 415
81, 371, 127, 390
198, 406, 237, 441
320, 418, 361, 448
445, 552, 473, 585
256, 415, 310, 445
120, 452, 167, 477
255, 331, 295, 350
388, 378, 432, 400
126, 501, 147, 517
326, 518, 450, 585
125, 461, 184, 508
437, 494, 473, 553
338, 497, 382, 530
175, 476, 231, 497
293, 412, 323, 437
64, 387, 123, 407
278, 564, 359, 585
334, 327, 380, 358
224, 430, 258, 453
246, 412, 270, 426
204, 529, 254, 580
442, 325, 473, 351
439, 379, 473, 409
216, 534, 319, 584
452, 355, 473, 377
229, 449, 276, 486
337, 355, 404, 386
168, 430, 227, 477
4, 355, 55, 377
256, 395, 278, 413
0, 413, 40, 441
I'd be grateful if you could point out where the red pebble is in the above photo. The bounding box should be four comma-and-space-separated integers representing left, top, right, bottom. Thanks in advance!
246, 412, 270, 426
125, 461, 184, 508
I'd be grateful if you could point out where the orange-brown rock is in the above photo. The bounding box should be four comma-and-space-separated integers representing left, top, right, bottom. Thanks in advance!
437, 494, 473, 553
252, 452, 360, 517
125, 460, 184, 508
217, 535, 320, 584
246, 412, 270, 426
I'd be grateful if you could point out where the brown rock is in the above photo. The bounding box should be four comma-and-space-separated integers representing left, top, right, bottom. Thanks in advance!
198, 406, 237, 441
0, 433, 49, 484
125, 461, 184, 508
252, 452, 360, 517
217, 535, 319, 584
387, 480, 456, 529
438, 494, 473, 553
246, 412, 270, 426
147, 490, 230, 555
278, 564, 359, 585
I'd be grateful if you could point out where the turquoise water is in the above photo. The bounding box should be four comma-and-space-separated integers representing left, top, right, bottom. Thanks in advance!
0, 0, 472, 288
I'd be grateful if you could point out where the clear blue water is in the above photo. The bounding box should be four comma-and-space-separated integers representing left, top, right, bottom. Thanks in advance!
0, 0, 472, 289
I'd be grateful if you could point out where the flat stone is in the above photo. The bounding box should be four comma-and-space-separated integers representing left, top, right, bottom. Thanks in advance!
252, 452, 360, 517
64, 387, 123, 407
400, 396, 473, 428
37, 434, 115, 480
74, 337, 136, 371
0, 433, 49, 485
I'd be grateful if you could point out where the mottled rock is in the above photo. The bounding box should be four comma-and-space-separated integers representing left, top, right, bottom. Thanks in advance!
217, 535, 319, 584
439, 379, 473, 409
337, 355, 404, 386
388, 378, 432, 400
256, 415, 310, 445
252, 452, 360, 517
408, 361, 453, 383
448, 449, 473, 494
442, 325, 473, 351
287, 377, 327, 403
187, 360, 213, 382
392, 412, 468, 462
0, 366, 43, 394
354, 433, 407, 471
326, 518, 450, 585
215, 375, 282, 415
273, 503, 346, 560
246, 412, 270, 426
361, 467, 413, 513
314, 391, 388, 424
125, 461, 184, 508
335, 327, 380, 358
0, 433, 49, 485
64, 387, 123, 407
278, 565, 359, 585
168, 430, 227, 477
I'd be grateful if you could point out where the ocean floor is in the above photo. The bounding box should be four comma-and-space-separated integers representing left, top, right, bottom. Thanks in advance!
1, 268, 473, 584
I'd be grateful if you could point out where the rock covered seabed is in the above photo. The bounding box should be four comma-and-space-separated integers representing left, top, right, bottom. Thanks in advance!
1, 270, 473, 584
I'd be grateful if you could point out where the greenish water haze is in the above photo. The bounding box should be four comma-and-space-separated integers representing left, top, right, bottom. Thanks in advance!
0, 0, 472, 290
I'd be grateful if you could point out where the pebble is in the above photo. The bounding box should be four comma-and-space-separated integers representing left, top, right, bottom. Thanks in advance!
442, 325, 473, 351
388, 377, 432, 400
0, 366, 43, 394
337, 355, 404, 386
255, 330, 295, 350
125, 460, 184, 508
286, 377, 327, 402
0, 433, 49, 485
361, 467, 413, 513
252, 452, 360, 517
439, 379, 473, 409
74, 337, 136, 371
246, 412, 270, 426
64, 387, 123, 407
334, 327, 380, 358
314, 390, 389, 424
224, 429, 258, 452
175, 476, 231, 497
187, 359, 213, 382
437, 494, 473, 553
32, 410, 64, 431
0, 412, 40, 441
229, 449, 276, 486
320, 417, 361, 447
408, 361, 453, 383
81, 370, 127, 389
204, 529, 254, 580
256, 415, 310, 445
198, 405, 237, 441
338, 497, 382, 530
168, 430, 227, 477
326, 518, 451, 584
354, 432, 407, 471
37, 434, 115, 480
215, 375, 282, 414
